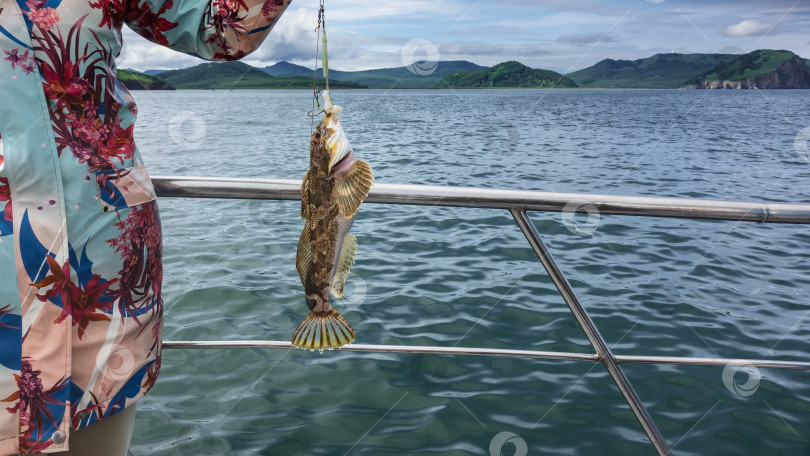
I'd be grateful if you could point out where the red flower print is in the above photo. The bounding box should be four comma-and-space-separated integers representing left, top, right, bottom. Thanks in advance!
2, 360, 67, 448
21, 60, 37, 75
0, 155, 11, 222
89, 0, 126, 29
260, 0, 285, 19
40, 60, 93, 109
70, 393, 106, 430
142, 354, 160, 392
3, 48, 31, 70
60, 110, 135, 171
106, 203, 163, 325
213, 0, 248, 32
29, 256, 71, 303
202, 0, 249, 56
31, 256, 118, 339
17, 429, 54, 454
32, 15, 136, 169
66, 276, 117, 339
0, 304, 16, 328
25, 0, 61, 31
125, 0, 179, 46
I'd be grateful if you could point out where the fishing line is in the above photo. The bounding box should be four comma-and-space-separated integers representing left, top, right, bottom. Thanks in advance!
310, 0, 326, 134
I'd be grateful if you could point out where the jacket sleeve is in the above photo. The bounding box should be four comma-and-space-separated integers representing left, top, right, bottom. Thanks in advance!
124, 0, 292, 60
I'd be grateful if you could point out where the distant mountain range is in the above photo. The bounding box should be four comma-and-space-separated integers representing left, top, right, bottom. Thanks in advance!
154, 61, 364, 89
566, 53, 740, 88
262, 60, 488, 89
125, 49, 810, 90
569, 49, 810, 89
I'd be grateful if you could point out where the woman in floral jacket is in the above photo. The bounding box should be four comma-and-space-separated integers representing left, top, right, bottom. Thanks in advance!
0, 0, 290, 453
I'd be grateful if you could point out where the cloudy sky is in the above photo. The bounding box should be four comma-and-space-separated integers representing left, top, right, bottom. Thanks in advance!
119, 0, 810, 73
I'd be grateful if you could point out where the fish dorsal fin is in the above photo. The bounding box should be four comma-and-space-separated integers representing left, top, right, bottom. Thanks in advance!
331, 233, 357, 299
301, 169, 311, 220
335, 160, 373, 219
296, 226, 313, 288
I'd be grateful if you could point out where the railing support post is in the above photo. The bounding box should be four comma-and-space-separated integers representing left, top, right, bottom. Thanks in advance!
509, 209, 672, 456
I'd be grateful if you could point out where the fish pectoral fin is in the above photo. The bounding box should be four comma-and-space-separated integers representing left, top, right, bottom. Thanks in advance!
296, 227, 313, 288
331, 233, 357, 299
301, 169, 311, 220
291, 309, 355, 350
335, 160, 373, 219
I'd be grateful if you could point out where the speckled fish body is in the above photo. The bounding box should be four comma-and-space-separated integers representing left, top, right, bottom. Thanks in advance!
293, 105, 373, 350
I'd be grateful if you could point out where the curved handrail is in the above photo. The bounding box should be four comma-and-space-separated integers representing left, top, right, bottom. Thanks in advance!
152, 176, 810, 223
161, 341, 810, 370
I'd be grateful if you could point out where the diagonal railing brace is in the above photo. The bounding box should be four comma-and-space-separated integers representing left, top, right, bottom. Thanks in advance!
509, 208, 672, 456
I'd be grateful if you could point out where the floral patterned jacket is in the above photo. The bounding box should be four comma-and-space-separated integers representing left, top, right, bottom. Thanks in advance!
0, 0, 290, 452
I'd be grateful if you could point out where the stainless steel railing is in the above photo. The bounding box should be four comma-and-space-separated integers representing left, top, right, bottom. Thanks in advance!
153, 176, 810, 456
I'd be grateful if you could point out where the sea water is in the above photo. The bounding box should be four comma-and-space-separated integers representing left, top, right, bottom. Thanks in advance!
127, 89, 810, 455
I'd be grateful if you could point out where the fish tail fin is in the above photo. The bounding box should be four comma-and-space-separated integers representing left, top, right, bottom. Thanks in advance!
291, 309, 355, 350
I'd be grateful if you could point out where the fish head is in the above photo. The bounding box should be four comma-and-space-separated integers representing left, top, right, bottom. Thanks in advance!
324, 114, 353, 172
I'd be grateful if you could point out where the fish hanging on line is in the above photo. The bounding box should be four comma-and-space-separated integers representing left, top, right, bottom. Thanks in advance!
293, 90, 373, 350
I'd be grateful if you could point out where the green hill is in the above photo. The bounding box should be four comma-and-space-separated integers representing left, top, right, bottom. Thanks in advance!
263, 60, 489, 89
435, 61, 578, 88
567, 53, 739, 88
689, 49, 799, 82
683, 50, 810, 89
263, 61, 313, 77
156, 61, 365, 89
118, 69, 174, 90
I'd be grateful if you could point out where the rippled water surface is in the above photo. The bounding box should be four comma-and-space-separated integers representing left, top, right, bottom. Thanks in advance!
127, 89, 810, 455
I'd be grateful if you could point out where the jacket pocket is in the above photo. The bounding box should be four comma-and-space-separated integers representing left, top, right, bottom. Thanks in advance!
95, 166, 157, 212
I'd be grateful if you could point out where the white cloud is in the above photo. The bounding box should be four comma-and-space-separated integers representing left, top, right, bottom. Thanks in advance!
114, 1, 810, 74
246, 8, 318, 63
117, 7, 322, 71
117, 29, 202, 71
325, 0, 468, 22
723, 19, 771, 37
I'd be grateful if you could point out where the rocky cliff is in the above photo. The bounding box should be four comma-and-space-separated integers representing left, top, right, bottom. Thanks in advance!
684, 56, 810, 89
